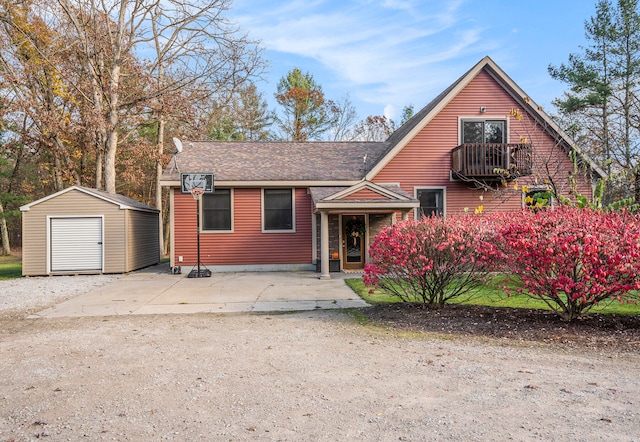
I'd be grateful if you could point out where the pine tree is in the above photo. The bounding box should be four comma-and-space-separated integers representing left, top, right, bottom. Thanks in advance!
549, 0, 640, 203
274, 68, 335, 141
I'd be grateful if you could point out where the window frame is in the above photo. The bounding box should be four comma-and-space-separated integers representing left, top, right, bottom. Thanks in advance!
459, 117, 509, 144
262, 188, 296, 233
201, 188, 233, 233
522, 187, 554, 211
414, 187, 446, 219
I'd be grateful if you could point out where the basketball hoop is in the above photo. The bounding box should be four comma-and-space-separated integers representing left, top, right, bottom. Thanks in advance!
187, 186, 211, 278
190, 187, 203, 201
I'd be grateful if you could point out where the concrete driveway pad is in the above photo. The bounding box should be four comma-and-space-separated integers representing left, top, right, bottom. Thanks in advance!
32, 264, 368, 318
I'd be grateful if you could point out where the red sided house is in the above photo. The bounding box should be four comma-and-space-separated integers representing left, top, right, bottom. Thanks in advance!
160, 56, 605, 279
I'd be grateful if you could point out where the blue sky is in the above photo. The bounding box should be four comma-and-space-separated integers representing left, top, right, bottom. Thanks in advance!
230, 0, 596, 121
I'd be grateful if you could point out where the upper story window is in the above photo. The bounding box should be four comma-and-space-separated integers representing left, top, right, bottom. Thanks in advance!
263, 188, 294, 232
462, 120, 506, 144
202, 189, 232, 231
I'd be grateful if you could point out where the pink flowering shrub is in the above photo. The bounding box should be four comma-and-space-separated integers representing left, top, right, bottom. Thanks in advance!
364, 215, 492, 308
480, 207, 640, 321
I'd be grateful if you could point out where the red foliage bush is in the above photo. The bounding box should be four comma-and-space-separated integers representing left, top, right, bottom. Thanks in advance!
364, 215, 492, 307
480, 207, 640, 321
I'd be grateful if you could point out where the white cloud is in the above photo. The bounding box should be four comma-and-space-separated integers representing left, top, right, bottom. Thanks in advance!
383, 104, 396, 120
231, 0, 502, 116
231, 0, 596, 121
381, 0, 417, 11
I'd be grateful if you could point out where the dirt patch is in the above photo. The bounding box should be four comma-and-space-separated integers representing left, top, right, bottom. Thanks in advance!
0, 310, 639, 441
362, 303, 640, 353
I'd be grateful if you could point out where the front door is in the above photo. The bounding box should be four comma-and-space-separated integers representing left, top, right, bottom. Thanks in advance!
342, 215, 365, 270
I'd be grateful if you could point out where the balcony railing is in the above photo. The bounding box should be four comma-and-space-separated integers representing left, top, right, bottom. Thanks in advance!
451, 143, 532, 180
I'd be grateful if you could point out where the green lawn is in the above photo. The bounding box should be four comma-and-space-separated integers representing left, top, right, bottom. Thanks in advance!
0, 255, 22, 280
345, 277, 640, 316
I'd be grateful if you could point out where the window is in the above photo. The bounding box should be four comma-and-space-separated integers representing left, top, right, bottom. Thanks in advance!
263, 188, 294, 231
462, 120, 506, 144
416, 188, 444, 218
202, 189, 231, 231
524, 188, 552, 211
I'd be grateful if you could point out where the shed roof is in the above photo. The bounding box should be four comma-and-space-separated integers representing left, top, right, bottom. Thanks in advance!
20, 186, 159, 213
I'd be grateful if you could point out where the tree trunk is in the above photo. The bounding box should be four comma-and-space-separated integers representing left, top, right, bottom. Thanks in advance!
104, 128, 118, 194
103, 27, 122, 194
156, 116, 165, 254
95, 146, 104, 189
52, 135, 80, 189
0, 202, 11, 256
635, 169, 640, 205
53, 153, 65, 191
104, 64, 121, 194
163, 203, 171, 256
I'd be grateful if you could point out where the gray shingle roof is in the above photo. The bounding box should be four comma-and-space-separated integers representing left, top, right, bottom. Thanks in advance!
308, 187, 349, 202
309, 184, 417, 204
20, 185, 158, 213
161, 57, 605, 186
81, 187, 158, 211
162, 141, 391, 182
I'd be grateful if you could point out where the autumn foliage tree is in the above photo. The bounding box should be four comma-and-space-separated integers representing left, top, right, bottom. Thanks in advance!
363, 215, 493, 308
0, 1, 82, 191
0, 0, 263, 253
480, 206, 640, 321
275, 68, 335, 141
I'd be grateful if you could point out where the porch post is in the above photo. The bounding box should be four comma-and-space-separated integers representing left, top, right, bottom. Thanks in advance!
319, 210, 331, 279
402, 210, 410, 221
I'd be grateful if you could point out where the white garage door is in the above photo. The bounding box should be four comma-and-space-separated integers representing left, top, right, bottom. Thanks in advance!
50, 217, 103, 272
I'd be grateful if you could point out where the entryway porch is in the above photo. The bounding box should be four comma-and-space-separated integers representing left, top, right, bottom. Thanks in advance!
310, 181, 420, 279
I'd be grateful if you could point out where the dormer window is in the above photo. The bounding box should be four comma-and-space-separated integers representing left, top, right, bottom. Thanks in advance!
461, 120, 506, 144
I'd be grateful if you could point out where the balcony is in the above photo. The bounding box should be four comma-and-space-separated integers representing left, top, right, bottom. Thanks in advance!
451, 143, 532, 181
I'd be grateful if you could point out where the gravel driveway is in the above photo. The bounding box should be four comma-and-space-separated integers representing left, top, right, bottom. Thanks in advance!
1, 276, 639, 441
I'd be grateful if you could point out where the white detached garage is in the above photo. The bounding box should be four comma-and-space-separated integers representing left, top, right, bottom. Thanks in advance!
20, 186, 160, 276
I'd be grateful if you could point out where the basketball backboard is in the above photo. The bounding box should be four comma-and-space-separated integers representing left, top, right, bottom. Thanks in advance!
181, 173, 214, 194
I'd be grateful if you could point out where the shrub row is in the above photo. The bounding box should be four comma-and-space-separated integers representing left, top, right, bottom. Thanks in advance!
363, 207, 640, 321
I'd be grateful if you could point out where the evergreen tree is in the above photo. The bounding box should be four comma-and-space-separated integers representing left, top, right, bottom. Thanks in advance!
207, 84, 274, 141
235, 84, 275, 141
274, 68, 335, 141
549, 0, 640, 203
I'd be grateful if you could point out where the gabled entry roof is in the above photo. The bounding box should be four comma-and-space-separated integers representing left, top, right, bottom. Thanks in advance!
310, 181, 419, 211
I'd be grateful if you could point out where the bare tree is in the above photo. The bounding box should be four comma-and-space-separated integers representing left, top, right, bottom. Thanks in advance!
327, 94, 358, 141
349, 115, 397, 142
56, 0, 262, 195
146, 0, 264, 252
53, 0, 145, 193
